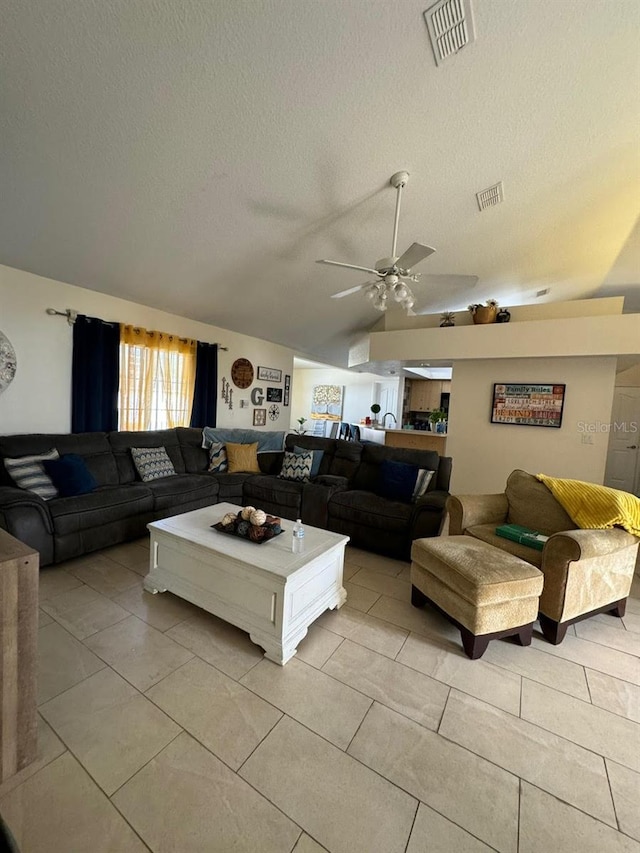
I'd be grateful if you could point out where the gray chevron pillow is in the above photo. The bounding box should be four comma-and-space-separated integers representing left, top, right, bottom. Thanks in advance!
278, 450, 313, 483
131, 446, 176, 482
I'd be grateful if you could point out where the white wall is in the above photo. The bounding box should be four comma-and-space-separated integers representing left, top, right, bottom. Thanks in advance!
446, 356, 618, 493
290, 367, 400, 431
0, 264, 294, 434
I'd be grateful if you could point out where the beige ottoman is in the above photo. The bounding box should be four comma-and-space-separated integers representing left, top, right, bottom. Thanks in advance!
411, 536, 544, 659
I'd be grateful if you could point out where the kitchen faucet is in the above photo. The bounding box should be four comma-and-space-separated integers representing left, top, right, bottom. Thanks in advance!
382, 412, 397, 428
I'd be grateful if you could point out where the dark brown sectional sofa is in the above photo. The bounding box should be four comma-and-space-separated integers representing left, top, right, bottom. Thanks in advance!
0, 428, 451, 565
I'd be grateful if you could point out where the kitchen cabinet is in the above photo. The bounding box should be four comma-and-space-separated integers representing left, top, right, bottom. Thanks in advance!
409, 380, 444, 412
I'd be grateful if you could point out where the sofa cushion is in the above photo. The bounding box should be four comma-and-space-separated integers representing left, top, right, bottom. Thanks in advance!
354, 444, 440, 494
204, 471, 254, 500
506, 469, 575, 535
465, 523, 543, 568
143, 474, 219, 511
43, 454, 98, 497
328, 441, 362, 481
243, 475, 303, 511
0, 433, 118, 487
176, 427, 209, 473
48, 484, 154, 535
131, 446, 177, 482
4, 449, 59, 499
328, 489, 412, 533
109, 430, 186, 483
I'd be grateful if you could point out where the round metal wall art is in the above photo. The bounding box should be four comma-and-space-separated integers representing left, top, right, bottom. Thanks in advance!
0, 331, 17, 393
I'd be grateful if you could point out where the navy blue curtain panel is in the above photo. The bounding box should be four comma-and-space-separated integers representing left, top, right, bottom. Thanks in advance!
71, 315, 121, 433
190, 342, 218, 427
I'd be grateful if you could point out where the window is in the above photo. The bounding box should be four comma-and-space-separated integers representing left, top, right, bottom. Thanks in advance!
118, 325, 196, 431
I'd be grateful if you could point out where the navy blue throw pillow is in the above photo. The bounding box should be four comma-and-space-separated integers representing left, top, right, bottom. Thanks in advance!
377, 459, 419, 503
294, 446, 324, 478
43, 454, 97, 497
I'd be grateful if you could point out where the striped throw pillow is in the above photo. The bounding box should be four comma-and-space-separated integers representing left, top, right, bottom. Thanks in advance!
4, 449, 60, 500
207, 441, 228, 473
278, 450, 313, 483
130, 446, 176, 482
412, 469, 435, 502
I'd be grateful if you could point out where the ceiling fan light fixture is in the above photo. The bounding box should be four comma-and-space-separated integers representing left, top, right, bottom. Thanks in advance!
392, 281, 409, 301
372, 292, 388, 311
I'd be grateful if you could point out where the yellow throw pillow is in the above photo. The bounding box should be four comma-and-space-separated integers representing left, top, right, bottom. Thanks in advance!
225, 442, 261, 474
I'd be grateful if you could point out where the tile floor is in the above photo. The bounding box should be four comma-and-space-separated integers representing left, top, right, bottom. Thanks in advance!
1, 540, 639, 852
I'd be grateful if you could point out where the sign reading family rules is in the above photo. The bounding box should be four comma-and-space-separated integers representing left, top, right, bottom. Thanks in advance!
491, 383, 566, 428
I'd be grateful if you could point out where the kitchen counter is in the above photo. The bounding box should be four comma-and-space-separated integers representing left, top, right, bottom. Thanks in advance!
357, 426, 447, 452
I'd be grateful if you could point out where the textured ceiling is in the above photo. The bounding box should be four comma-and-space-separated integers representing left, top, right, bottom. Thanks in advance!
1, 0, 639, 364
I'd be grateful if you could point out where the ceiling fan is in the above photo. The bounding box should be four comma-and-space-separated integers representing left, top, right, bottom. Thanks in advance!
317, 171, 473, 313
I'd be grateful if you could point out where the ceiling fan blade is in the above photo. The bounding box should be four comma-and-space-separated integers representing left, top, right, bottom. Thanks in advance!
331, 281, 375, 299
317, 259, 381, 276
395, 242, 436, 271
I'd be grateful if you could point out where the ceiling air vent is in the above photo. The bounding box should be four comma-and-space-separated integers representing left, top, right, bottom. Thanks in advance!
476, 182, 504, 211
424, 0, 476, 66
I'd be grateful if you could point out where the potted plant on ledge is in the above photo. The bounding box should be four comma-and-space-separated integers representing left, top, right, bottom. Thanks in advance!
428, 408, 448, 434
370, 403, 381, 425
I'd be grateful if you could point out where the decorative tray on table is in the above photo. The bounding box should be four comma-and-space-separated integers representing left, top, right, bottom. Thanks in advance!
211, 506, 284, 544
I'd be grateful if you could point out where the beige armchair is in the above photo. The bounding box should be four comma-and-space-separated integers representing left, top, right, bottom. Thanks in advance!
446, 470, 639, 644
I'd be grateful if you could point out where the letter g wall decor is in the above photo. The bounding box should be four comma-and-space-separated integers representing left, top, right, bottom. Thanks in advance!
251, 387, 264, 405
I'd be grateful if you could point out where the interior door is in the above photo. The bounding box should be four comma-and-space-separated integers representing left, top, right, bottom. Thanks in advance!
604, 387, 640, 494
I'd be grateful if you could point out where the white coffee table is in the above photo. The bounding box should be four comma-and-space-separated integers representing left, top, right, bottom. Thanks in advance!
144, 503, 349, 665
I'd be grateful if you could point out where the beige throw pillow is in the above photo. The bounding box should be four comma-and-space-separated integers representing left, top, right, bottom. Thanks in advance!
225, 442, 261, 474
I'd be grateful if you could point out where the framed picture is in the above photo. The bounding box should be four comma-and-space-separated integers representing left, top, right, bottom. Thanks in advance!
283, 374, 291, 406
253, 408, 266, 427
491, 383, 566, 428
257, 366, 282, 383
311, 384, 344, 421
266, 387, 283, 402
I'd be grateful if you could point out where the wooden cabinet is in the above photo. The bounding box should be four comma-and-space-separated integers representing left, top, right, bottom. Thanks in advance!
409, 380, 443, 412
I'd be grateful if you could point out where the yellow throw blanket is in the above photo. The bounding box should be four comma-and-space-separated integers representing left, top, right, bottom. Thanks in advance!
536, 474, 640, 537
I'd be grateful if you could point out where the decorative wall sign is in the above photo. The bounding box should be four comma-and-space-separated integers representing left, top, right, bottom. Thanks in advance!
0, 331, 17, 393
491, 383, 566, 428
253, 408, 266, 426
266, 387, 283, 403
251, 387, 264, 405
257, 366, 282, 383
268, 404, 280, 421
311, 384, 343, 421
231, 358, 254, 389
221, 377, 233, 410
283, 374, 291, 406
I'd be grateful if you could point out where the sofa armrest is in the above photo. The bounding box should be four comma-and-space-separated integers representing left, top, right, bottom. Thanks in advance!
313, 474, 349, 490
0, 486, 54, 565
410, 491, 450, 542
540, 528, 640, 622
302, 477, 348, 528
446, 494, 508, 535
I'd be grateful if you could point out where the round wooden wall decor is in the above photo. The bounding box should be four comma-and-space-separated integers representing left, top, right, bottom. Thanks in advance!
230, 358, 254, 389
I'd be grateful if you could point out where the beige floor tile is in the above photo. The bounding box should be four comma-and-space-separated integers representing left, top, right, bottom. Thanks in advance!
240, 715, 417, 853
575, 620, 640, 657
41, 584, 130, 640
367, 595, 460, 643
315, 604, 408, 658
293, 834, 327, 853
37, 622, 106, 705
521, 679, 640, 772
112, 584, 199, 632
586, 670, 640, 722
439, 689, 616, 825
240, 657, 371, 749
38, 608, 53, 628
0, 716, 65, 799
342, 560, 360, 581
65, 552, 141, 598
0, 752, 147, 853
397, 563, 411, 582
530, 633, 640, 685
406, 802, 494, 853
483, 636, 590, 700
85, 614, 194, 691
622, 611, 640, 634
345, 546, 406, 576
397, 632, 521, 714
323, 639, 448, 730
101, 541, 150, 573
295, 623, 344, 668
147, 657, 281, 770
37, 567, 83, 601
113, 731, 299, 853
40, 667, 180, 795
519, 781, 639, 853
589, 612, 627, 630
348, 566, 412, 602
606, 760, 640, 842
167, 610, 263, 679
342, 580, 380, 612
348, 702, 519, 853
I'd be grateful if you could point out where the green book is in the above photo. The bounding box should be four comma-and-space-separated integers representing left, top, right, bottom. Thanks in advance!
495, 523, 549, 552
